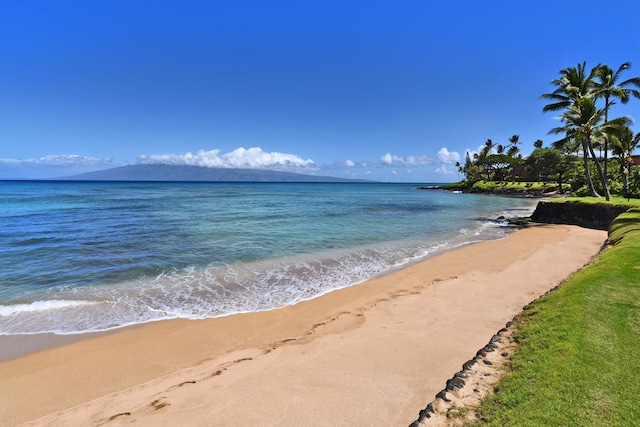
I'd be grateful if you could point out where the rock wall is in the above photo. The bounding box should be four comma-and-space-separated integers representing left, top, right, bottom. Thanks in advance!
531, 201, 630, 230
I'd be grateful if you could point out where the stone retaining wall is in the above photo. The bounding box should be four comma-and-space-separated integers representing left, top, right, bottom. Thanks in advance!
530, 201, 630, 230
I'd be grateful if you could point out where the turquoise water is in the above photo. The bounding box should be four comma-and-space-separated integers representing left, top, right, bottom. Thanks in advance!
0, 181, 536, 335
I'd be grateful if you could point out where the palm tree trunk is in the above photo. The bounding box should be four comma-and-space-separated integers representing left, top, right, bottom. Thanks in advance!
557, 172, 563, 193
623, 172, 629, 196
587, 140, 610, 200
622, 163, 630, 196
603, 99, 610, 200
603, 135, 609, 197
582, 141, 600, 197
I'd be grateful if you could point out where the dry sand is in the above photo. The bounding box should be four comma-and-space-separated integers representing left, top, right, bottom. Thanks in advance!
0, 224, 606, 427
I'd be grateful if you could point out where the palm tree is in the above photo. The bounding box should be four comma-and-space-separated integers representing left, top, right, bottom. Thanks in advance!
594, 62, 640, 125
541, 62, 599, 113
594, 63, 640, 192
542, 62, 605, 197
610, 126, 640, 196
496, 144, 505, 154
533, 139, 544, 149
508, 134, 521, 150
549, 97, 609, 197
483, 139, 494, 154
507, 145, 519, 158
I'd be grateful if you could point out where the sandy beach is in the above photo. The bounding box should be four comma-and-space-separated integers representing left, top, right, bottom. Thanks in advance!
0, 224, 606, 427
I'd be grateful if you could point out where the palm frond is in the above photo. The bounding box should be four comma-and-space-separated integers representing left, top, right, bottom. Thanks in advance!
606, 115, 633, 127
548, 125, 569, 135
542, 101, 571, 112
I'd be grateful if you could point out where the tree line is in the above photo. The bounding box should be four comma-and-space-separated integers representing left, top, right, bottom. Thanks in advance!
457, 61, 640, 199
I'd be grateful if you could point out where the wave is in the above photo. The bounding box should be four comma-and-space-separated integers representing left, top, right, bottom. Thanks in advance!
0, 299, 96, 316
0, 221, 514, 336
0, 189, 538, 336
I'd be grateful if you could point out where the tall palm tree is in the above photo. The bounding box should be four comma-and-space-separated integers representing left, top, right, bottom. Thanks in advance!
533, 139, 544, 149
594, 62, 640, 122
610, 126, 640, 195
508, 134, 521, 149
594, 63, 640, 192
549, 97, 609, 197
542, 62, 605, 197
541, 62, 599, 113
484, 139, 494, 154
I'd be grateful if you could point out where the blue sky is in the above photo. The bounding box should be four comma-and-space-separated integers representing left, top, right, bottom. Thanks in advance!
1, 0, 639, 181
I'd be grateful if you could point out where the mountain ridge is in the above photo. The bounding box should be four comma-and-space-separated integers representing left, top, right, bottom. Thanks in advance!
60, 164, 371, 183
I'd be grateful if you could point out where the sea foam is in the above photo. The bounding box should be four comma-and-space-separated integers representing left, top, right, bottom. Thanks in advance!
0, 300, 96, 316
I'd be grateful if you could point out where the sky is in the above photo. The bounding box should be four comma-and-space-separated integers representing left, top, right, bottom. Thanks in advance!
1, 0, 639, 182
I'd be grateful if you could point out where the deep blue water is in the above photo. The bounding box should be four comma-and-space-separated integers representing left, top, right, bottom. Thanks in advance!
0, 181, 536, 334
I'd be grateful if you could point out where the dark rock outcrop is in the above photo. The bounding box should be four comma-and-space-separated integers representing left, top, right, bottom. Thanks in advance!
531, 201, 630, 230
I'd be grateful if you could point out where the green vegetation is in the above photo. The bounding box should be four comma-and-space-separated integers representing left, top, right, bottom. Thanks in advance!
548, 196, 640, 207
455, 61, 640, 200
444, 61, 640, 425
469, 208, 640, 426
444, 180, 557, 194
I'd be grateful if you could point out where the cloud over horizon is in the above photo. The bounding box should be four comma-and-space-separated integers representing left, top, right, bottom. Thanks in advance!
377, 147, 460, 176
436, 147, 461, 164
380, 153, 434, 166
137, 147, 317, 170
0, 154, 112, 168
0, 146, 466, 181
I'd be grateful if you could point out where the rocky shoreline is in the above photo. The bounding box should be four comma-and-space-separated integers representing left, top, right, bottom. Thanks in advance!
417, 185, 559, 198
421, 185, 632, 231
409, 318, 518, 426
408, 255, 613, 426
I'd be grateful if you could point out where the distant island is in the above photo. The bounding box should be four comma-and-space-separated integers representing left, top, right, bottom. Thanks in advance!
60, 164, 371, 183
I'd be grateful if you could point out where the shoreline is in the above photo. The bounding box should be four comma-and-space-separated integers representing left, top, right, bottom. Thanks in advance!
0, 222, 537, 341
0, 224, 606, 426
0, 239, 490, 362
0, 222, 527, 361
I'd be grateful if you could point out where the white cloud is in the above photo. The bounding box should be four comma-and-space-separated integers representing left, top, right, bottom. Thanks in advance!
380, 153, 433, 166
345, 159, 355, 167
137, 147, 316, 170
381, 153, 394, 165
435, 165, 446, 174
436, 147, 461, 164
0, 158, 20, 166
404, 156, 433, 166
0, 154, 112, 168
435, 164, 457, 175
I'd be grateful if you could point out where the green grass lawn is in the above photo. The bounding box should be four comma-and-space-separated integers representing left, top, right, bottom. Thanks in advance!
469, 208, 640, 426
552, 196, 640, 207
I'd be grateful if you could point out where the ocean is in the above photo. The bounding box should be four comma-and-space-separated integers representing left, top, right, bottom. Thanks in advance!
0, 181, 537, 336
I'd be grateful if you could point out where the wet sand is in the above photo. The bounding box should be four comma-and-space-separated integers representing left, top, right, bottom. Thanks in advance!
0, 224, 606, 426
